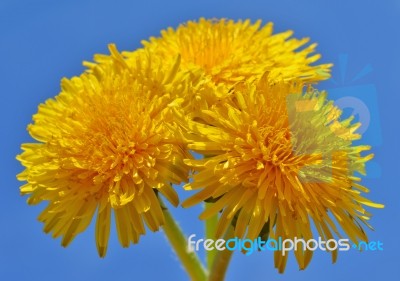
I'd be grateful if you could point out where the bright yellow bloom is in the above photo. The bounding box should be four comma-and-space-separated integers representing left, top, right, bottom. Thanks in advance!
139, 18, 331, 87
180, 75, 383, 272
17, 45, 191, 257
135, 18, 332, 116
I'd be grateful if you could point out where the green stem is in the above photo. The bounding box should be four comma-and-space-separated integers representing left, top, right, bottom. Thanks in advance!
208, 226, 235, 281
205, 202, 218, 268
159, 198, 208, 281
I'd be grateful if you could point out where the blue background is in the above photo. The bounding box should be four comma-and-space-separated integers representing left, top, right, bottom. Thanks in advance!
1, 0, 399, 280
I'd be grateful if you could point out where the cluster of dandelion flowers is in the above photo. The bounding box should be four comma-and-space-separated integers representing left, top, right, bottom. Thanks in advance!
16, 45, 192, 257
180, 76, 383, 272
139, 18, 332, 88
16, 18, 382, 279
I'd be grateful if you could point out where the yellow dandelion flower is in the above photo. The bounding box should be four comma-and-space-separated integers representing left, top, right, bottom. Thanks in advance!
138, 18, 331, 87
17, 44, 191, 257
180, 75, 383, 272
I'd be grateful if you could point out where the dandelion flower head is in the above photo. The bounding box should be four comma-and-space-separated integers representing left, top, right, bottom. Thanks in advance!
180, 75, 383, 272
17, 45, 191, 257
